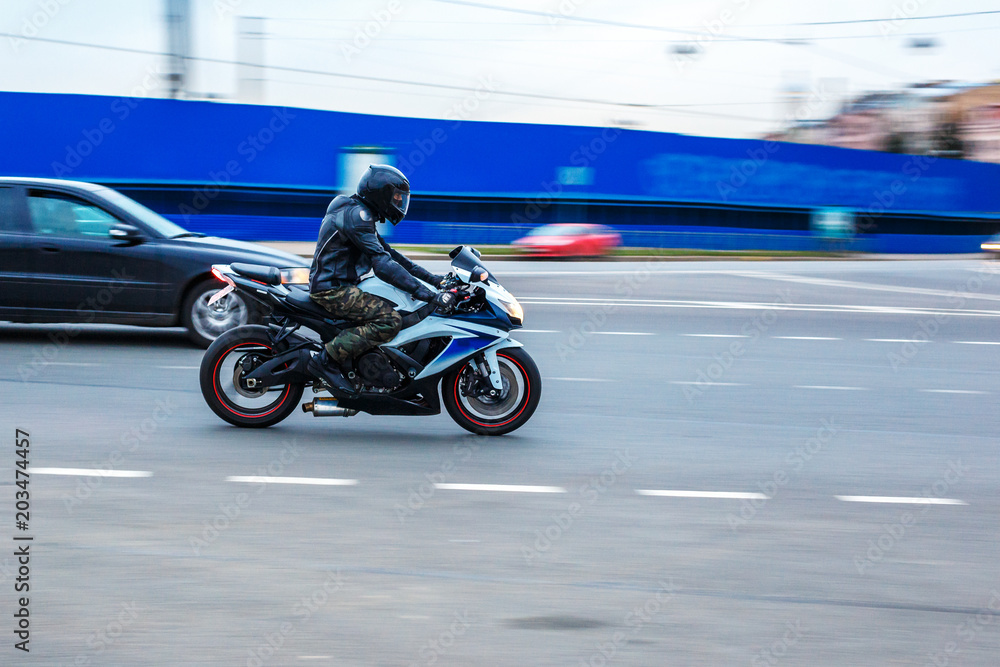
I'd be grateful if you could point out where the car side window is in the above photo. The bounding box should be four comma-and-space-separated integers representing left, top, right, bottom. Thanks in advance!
27, 191, 121, 239
0, 187, 19, 233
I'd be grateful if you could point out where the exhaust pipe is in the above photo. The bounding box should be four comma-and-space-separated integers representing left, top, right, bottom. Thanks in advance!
302, 398, 357, 417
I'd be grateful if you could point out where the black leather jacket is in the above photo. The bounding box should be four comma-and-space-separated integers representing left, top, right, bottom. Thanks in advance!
309, 195, 438, 300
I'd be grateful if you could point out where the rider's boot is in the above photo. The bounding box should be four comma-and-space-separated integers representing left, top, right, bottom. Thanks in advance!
308, 349, 358, 396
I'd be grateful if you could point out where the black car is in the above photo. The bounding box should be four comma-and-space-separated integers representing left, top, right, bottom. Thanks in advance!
0, 178, 310, 347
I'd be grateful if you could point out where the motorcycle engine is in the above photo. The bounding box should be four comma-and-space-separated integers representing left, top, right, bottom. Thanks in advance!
356, 352, 401, 390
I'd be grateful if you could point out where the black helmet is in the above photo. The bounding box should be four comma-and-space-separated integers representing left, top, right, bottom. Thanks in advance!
357, 164, 410, 225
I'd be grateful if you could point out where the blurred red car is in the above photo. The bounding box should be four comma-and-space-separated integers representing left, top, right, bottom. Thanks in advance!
512, 223, 622, 258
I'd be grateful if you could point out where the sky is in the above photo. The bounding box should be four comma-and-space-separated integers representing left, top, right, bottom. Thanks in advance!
2, 0, 1000, 139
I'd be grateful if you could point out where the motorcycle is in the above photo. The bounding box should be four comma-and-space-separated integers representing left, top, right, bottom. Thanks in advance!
198, 246, 541, 436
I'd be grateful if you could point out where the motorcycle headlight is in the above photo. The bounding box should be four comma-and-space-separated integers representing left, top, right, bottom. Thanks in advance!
498, 296, 523, 324
280, 267, 311, 285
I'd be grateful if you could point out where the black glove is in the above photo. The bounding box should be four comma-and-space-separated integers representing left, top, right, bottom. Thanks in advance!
432, 290, 458, 313
412, 285, 436, 302
432, 274, 448, 288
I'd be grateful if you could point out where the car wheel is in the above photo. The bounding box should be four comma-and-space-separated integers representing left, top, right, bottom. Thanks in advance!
182, 279, 256, 348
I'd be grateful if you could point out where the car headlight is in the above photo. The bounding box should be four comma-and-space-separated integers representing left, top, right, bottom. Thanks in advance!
982, 242, 1000, 251
498, 296, 523, 324
280, 267, 311, 284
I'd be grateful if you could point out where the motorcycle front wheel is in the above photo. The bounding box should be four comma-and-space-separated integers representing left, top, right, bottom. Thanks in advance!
442, 348, 541, 436
200, 325, 304, 428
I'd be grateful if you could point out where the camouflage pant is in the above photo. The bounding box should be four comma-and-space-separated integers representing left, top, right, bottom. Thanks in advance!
310, 286, 402, 365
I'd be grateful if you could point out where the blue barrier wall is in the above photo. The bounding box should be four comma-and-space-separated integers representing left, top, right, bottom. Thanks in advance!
2, 91, 999, 252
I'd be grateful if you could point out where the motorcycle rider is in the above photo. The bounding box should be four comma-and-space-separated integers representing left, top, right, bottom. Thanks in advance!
307, 164, 456, 394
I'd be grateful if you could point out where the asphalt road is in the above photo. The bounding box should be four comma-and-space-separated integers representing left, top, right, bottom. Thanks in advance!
2, 259, 999, 666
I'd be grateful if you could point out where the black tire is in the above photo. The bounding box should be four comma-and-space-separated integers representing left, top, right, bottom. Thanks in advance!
200, 325, 304, 428
443, 347, 541, 436
182, 279, 261, 349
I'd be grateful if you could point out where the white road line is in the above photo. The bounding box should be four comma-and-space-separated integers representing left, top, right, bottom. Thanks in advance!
30, 468, 152, 478
517, 297, 1000, 318
921, 389, 989, 395
636, 490, 769, 500
865, 339, 931, 344
226, 476, 358, 486
730, 270, 1000, 303
517, 329, 561, 334
548, 377, 615, 383
954, 341, 1000, 345
680, 334, 749, 338
38, 362, 100, 367
591, 331, 656, 336
835, 495, 968, 506
670, 381, 744, 387
794, 385, 868, 391
434, 483, 566, 493
158, 365, 201, 370
774, 336, 842, 341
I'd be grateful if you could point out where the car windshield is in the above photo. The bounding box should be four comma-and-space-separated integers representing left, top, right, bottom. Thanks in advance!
95, 186, 189, 238
527, 225, 583, 237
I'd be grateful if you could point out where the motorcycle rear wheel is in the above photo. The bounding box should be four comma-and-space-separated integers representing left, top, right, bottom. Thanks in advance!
200, 325, 304, 428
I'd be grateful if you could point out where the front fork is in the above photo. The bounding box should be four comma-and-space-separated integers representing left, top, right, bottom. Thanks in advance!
464, 340, 521, 398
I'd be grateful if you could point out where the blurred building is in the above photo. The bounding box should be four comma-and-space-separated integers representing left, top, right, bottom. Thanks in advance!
766, 81, 1000, 164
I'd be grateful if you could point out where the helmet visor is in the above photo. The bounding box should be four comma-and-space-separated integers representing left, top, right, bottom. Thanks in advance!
391, 188, 410, 217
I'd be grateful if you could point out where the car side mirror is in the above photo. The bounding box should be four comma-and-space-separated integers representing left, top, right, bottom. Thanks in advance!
109, 223, 143, 243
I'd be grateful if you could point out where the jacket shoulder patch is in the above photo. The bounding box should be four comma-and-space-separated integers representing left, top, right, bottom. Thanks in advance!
359, 207, 373, 222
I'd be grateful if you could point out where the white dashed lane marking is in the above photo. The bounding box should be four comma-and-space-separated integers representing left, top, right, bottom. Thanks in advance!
921, 389, 989, 395
636, 490, 769, 500
835, 496, 968, 506
954, 341, 1000, 345
774, 336, 842, 341
434, 483, 566, 494
794, 386, 869, 391
591, 331, 656, 336
30, 468, 152, 478
226, 476, 358, 486
865, 339, 931, 344
680, 334, 749, 338
670, 381, 745, 387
